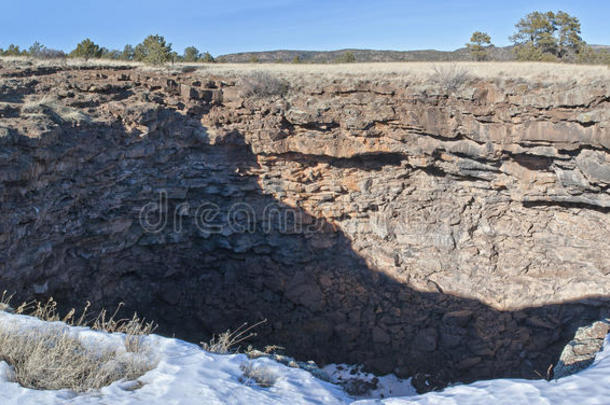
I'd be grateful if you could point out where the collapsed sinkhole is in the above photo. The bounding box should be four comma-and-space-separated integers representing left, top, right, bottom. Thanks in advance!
1, 111, 608, 393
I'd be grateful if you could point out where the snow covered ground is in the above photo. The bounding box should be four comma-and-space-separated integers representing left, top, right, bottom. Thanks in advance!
1, 311, 609, 405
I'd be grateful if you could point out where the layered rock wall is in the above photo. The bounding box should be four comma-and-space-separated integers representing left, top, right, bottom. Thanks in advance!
0, 65, 608, 390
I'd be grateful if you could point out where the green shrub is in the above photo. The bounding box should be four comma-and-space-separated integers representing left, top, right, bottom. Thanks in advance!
2, 44, 27, 56
599, 50, 610, 65
101, 48, 122, 60
335, 51, 356, 63
183, 46, 200, 62
540, 53, 559, 62
514, 42, 544, 61
27, 42, 65, 59
28, 42, 44, 57
134, 35, 173, 65
576, 46, 610, 65
201, 52, 215, 63
239, 72, 289, 98
70, 39, 103, 60
121, 45, 135, 61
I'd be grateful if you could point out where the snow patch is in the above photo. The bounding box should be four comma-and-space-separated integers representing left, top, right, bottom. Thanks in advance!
1, 311, 609, 404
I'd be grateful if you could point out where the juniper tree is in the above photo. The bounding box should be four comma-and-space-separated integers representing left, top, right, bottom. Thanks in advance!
121, 45, 135, 61
201, 52, 215, 63
28, 42, 45, 57
2, 44, 26, 56
183, 46, 201, 62
134, 35, 173, 65
70, 39, 103, 60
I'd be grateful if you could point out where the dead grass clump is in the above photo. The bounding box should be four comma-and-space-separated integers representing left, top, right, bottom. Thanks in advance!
0, 291, 14, 312
0, 292, 158, 392
239, 361, 278, 388
22, 96, 90, 125
239, 71, 289, 98
91, 304, 156, 353
0, 326, 152, 392
201, 319, 267, 354
3, 295, 156, 341
430, 65, 472, 93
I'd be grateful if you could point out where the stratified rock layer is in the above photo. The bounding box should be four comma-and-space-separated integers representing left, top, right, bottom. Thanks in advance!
0, 65, 608, 391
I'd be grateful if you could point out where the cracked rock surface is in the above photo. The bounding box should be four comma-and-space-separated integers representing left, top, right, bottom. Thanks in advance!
0, 64, 608, 391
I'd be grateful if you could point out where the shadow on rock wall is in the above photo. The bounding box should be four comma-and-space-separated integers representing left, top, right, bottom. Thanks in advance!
1, 108, 608, 392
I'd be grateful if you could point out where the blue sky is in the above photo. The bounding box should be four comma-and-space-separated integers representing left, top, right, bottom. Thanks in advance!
1, 0, 607, 56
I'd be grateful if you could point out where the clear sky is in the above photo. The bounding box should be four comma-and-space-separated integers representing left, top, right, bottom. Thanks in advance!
1, 0, 607, 56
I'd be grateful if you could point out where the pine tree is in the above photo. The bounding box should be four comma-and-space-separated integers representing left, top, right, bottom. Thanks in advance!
466, 32, 493, 61
336, 51, 356, 63
510, 11, 586, 61
555, 11, 584, 59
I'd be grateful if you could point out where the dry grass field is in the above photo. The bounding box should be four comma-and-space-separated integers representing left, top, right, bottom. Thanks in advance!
1, 56, 609, 84
198, 61, 610, 83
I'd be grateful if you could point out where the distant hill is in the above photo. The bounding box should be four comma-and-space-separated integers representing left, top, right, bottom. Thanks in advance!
217, 46, 517, 63
216, 44, 610, 63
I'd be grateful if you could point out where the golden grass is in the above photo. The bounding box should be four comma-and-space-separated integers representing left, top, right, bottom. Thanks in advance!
0, 292, 157, 391
0, 326, 153, 392
1, 295, 157, 346
0, 55, 141, 68
21, 95, 90, 125
194, 61, 610, 85
201, 319, 267, 354
2, 55, 608, 85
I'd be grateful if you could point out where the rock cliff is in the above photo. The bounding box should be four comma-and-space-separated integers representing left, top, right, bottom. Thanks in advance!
0, 64, 608, 391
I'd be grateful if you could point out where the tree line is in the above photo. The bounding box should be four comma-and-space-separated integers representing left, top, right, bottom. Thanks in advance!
0, 35, 214, 65
466, 10, 610, 64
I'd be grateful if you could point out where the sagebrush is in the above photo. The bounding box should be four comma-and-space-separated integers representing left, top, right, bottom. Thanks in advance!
430, 65, 472, 93
239, 72, 289, 98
